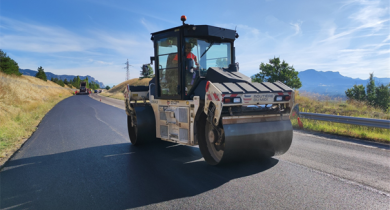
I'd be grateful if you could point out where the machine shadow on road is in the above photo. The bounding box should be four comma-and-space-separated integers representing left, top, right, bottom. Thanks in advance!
1, 141, 279, 209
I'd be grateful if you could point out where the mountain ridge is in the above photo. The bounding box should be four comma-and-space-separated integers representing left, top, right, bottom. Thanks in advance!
298, 69, 389, 96
19, 69, 105, 88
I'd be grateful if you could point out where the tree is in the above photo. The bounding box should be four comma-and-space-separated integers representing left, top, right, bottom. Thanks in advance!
345, 84, 366, 101
75, 76, 80, 88
0, 49, 21, 76
252, 57, 302, 89
89, 81, 99, 90
85, 77, 89, 88
105, 85, 111, 90
57, 79, 65, 87
139, 64, 154, 79
345, 72, 390, 111
366, 73, 376, 106
35, 66, 47, 81
374, 84, 390, 111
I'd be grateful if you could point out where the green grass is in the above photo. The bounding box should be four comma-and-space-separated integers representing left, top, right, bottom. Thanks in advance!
292, 118, 389, 143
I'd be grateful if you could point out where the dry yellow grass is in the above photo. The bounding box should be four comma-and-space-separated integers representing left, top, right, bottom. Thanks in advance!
102, 78, 152, 100
109, 78, 152, 93
0, 72, 74, 164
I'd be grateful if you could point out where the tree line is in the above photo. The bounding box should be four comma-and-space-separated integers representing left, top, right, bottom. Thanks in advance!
34, 65, 102, 90
345, 73, 389, 111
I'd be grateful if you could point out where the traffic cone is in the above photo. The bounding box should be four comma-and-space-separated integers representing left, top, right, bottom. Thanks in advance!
297, 117, 303, 128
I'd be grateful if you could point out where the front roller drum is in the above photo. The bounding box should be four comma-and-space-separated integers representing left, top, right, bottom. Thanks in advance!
127, 105, 156, 145
200, 119, 293, 165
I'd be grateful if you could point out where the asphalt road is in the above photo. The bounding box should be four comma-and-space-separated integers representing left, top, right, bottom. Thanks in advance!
1, 95, 389, 209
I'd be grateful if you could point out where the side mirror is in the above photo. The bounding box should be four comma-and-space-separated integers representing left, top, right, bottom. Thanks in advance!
150, 56, 155, 64
224, 62, 239, 72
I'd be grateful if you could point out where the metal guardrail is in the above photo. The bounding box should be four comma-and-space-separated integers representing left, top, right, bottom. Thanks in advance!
300, 112, 390, 129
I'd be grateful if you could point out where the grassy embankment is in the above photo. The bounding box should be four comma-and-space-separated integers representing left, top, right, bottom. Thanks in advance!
100, 78, 152, 100
0, 72, 74, 164
292, 91, 390, 143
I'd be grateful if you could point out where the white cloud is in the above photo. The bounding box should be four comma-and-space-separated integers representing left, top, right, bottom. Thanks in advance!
349, 0, 388, 30
290, 21, 303, 35
1, 16, 155, 85
0, 17, 91, 53
383, 34, 390, 43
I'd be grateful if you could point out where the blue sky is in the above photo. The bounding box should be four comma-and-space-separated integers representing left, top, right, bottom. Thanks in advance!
1, 0, 389, 87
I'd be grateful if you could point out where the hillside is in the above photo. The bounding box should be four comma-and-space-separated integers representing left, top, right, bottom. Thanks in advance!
109, 78, 152, 93
101, 78, 152, 100
0, 72, 74, 164
19, 68, 105, 88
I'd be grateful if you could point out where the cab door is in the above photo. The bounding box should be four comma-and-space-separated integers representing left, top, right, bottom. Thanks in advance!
154, 31, 181, 100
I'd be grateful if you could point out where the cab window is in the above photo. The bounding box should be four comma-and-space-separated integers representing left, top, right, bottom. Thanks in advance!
157, 37, 179, 96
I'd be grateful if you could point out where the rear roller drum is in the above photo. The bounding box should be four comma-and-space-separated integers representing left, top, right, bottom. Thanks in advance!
127, 105, 156, 145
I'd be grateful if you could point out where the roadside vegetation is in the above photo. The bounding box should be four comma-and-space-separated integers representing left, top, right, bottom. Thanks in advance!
345, 73, 389, 112
100, 78, 152, 100
0, 72, 74, 164
293, 91, 390, 143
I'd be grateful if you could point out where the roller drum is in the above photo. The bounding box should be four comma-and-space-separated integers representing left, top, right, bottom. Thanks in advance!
222, 120, 293, 162
127, 105, 156, 145
201, 119, 293, 165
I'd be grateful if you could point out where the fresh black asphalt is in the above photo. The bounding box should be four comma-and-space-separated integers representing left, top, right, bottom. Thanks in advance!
1, 95, 389, 209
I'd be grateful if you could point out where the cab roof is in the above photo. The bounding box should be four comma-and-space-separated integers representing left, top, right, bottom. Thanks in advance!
151, 24, 237, 41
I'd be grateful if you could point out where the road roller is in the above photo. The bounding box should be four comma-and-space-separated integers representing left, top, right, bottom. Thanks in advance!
124, 16, 295, 165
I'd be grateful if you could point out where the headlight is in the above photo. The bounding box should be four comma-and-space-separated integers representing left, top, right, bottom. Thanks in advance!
233, 98, 241, 103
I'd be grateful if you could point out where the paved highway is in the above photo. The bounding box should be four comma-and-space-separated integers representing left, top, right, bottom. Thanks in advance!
1, 95, 389, 209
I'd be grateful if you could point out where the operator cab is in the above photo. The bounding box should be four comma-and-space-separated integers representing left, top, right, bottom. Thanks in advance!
151, 16, 238, 100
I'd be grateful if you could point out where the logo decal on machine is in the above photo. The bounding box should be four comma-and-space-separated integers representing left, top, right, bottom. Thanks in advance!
253, 94, 274, 102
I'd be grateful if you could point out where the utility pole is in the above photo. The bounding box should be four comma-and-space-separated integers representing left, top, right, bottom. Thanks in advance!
124, 59, 132, 81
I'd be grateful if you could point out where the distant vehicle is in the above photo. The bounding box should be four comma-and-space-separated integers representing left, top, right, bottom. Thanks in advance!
94, 90, 98, 93
99, 90, 102, 93
77, 81, 87, 95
